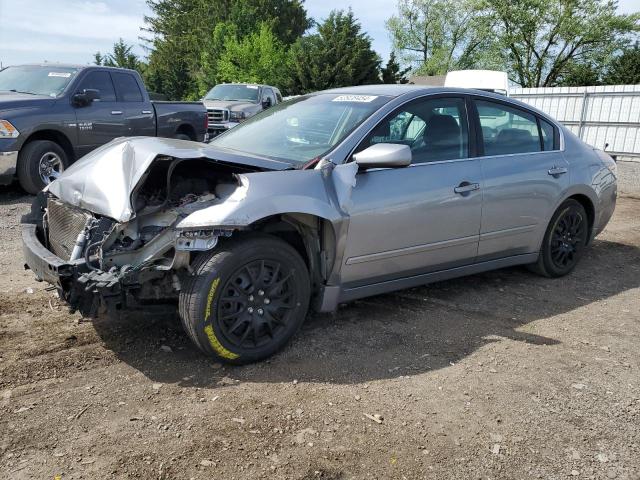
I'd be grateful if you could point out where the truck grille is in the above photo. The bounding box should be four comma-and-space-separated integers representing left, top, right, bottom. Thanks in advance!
47, 198, 91, 261
207, 108, 229, 124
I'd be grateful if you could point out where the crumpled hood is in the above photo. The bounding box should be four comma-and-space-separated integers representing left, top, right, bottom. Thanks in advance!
47, 137, 293, 222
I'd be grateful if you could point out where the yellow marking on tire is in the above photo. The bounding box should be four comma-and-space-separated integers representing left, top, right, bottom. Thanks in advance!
204, 278, 220, 320
204, 324, 239, 360
203, 278, 239, 360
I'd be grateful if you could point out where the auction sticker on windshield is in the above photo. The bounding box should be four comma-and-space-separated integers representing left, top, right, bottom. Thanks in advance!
332, 95, 378, 102
48, 72, 72, 78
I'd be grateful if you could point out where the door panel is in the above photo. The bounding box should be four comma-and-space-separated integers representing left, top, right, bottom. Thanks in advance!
474, 98, 570, 260
478, 151, 569, 259
111, 71, 156, 137
340, 160, 483, 286
73, 70, 126, 156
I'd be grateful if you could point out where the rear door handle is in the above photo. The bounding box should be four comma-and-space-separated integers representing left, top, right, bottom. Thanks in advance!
454, 182, 480, 194
111, 110, 123, 115
548, 166, 568, 176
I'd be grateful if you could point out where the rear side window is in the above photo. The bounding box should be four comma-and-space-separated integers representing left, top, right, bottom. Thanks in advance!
76, 71, 116, 102
476, 100, 541, 155
359, 96, 469, 164
274, 89, 283, 103
111, 72, 143, 102
539, 118, 556, 151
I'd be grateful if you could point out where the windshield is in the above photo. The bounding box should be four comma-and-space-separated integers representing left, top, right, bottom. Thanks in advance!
205, 84, 261, 102
0, 65, 79, 97
213, 93, 389, 165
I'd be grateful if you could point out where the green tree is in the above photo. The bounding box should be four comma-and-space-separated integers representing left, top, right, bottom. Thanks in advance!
290, 9, 381, 93
386, 0, 499, 76
143, 0, 310, 99
603, 42, 640, 85
95, 39, 143, 71
214, 23, 293, 91
483, 0, 640, 87
381, 51, 411, 83
558, 62, 602, 86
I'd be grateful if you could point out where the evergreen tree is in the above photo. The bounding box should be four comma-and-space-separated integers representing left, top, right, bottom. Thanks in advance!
143, 0, 310, 99
290, 9, 381, 94
95, 39, 142, 71
603, 42, 640, 85
381, 52, 411, 84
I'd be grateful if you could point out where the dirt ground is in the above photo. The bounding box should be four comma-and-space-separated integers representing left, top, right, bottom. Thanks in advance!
1, 163, 639, 480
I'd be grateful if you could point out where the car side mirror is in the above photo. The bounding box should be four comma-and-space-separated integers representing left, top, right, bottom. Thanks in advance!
72, 88, 100, 106
353, 143, 412, 169
262, 97, 272, 109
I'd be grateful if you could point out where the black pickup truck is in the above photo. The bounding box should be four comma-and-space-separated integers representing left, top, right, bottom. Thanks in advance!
0, 64, 208, 193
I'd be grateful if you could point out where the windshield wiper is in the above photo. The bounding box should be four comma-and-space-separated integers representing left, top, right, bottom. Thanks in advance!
6, 89, 38, 95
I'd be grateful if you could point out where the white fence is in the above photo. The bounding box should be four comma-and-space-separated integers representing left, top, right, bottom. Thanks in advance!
510, 85, 640, 161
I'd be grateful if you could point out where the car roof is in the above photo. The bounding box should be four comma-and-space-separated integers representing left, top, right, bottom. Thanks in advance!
5, 64, 139, 74
318, 84, 517, 101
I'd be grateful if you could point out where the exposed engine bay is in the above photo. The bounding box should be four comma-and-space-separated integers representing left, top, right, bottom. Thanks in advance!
28, 156, 261, 316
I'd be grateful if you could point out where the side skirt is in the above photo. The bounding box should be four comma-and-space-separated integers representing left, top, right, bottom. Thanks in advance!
315, 253, 539, 312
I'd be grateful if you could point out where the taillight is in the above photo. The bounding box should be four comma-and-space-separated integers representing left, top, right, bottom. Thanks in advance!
204, 113, 209, 131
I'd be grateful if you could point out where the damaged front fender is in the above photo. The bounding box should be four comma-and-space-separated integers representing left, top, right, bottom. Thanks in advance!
177, 168, 343, 229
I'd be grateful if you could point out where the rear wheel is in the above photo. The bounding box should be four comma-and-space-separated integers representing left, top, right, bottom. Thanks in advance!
173, 133, 191, 141
529, 199, 589, 277
17, 140, 68, 194
179, 235, 311, 364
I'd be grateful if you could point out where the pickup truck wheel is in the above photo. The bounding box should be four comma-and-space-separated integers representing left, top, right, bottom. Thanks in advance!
173, 133, 191, 141
17, 140, 68, 194
179, 235, 311, 364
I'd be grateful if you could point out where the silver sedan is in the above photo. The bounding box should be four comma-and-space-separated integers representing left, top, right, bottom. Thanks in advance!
23, 85, 618, 363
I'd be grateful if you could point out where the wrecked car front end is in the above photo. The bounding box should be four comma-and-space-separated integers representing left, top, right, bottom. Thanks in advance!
22, 137, 309, 317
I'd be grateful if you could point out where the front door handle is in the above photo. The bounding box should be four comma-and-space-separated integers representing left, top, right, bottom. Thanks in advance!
548, 166, 568, 176
454, 182, 480, 195
142, 110, 152, 114
111, 110, 123, 115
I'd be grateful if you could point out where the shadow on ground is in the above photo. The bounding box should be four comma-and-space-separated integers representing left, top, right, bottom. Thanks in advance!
90, 237, 640, 388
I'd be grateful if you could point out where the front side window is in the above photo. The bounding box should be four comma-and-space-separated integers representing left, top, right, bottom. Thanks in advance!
213, 93, 389, 165
262, 88, 276, 107
476, 100, 542, 155
0, 65, 79, 97
112, 72, 143, 102
359, 96, 469, 164
77, 71, 116, 102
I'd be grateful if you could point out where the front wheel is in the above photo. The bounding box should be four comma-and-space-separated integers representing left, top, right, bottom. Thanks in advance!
179, 235, 311, 364
529, 199, 589, 278
17, 140, 68, 194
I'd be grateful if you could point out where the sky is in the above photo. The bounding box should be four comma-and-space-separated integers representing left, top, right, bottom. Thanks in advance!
0, 0, 638, 68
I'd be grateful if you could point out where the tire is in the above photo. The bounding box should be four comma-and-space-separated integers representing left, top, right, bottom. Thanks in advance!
173, 133, 191, 141
17, 140, 68, 195
529, 199, 589, 278
179, 235, 311, 364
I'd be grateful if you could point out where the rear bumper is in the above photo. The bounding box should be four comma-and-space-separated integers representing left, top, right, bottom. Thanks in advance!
0, 151, 18, 185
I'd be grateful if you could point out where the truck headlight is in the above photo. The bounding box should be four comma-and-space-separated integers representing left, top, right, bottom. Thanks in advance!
229, 111, 246, 122
0, 119, 19, 138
